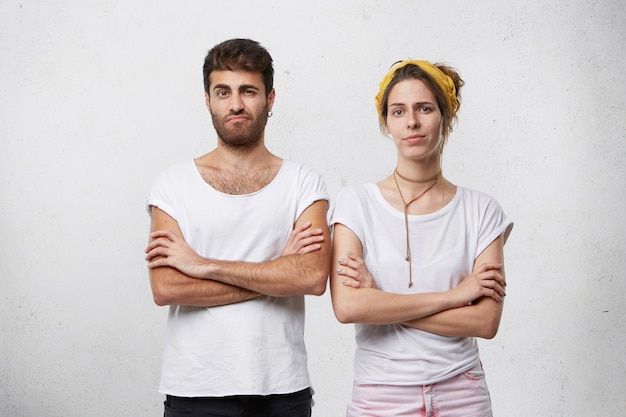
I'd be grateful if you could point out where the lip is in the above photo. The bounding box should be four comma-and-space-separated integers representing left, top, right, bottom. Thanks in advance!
226, 115, 249, 123
403, 134, 425, 143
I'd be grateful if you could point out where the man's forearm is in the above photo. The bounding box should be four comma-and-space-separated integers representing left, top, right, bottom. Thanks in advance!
202, 250, 329, 297
150, 266, 260, 307
147, 201, 330, 300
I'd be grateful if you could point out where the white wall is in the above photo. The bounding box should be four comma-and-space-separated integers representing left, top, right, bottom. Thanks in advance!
1, 1, 625, 416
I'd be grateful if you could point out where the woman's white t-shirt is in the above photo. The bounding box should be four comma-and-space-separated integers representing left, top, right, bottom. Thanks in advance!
331, 184, 513, 385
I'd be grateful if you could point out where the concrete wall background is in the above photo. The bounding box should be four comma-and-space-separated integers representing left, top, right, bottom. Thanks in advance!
1, 1, 625, 415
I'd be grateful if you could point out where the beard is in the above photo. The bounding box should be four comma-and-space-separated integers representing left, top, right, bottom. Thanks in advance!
211, 106, 269, 151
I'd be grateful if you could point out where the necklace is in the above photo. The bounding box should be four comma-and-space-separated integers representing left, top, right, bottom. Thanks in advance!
394, 168, 439, 184
392, 168, 439, 288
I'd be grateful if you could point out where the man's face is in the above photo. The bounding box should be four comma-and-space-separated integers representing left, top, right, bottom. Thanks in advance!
206, 70, 275, 150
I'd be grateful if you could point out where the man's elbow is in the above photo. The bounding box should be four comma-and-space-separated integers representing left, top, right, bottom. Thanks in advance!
150, 275, 172, 306
307, 271, 328, 296
151, 286, 171, 306
301, 258, 329, 296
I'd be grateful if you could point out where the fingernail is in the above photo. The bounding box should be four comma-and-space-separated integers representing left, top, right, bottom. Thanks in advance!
337, 268, 343, 273
338, 258, 344, 264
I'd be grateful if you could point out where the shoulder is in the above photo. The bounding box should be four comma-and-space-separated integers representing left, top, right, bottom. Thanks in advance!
155, 159, 195, 181
337, 183, 371, 198
457, 186, 503, 209
150, 160, 203, 200
281, 160, 327, 188
148, 160, 197, 213
331, 184, 378, 235
278, 160, 329, 205
281, 160, 321, 177
336, 183, 377, 208
457, 186, 513, 241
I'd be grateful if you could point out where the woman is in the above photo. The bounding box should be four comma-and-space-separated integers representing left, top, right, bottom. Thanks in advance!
330, 60, 513, 416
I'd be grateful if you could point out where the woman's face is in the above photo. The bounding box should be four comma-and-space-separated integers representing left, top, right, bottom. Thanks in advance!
385, 78, 444, 164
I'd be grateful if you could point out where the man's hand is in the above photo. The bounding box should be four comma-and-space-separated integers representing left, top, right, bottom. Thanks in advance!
145, 230, 209, 279
281, 221, 324, 256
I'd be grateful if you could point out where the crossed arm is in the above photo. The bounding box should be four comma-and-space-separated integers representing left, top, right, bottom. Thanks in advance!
329, 223, 507, 339
146, 200, 330, 307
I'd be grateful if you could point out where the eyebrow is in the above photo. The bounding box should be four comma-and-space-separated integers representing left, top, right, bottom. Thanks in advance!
388, 101, 436, 108
212, 84, 261, 92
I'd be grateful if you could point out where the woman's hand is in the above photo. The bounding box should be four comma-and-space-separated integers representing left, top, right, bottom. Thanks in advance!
145, 230, 208, 278
449, 262, 506, 305
336, 253, 378, 289
281, 221, 324, 256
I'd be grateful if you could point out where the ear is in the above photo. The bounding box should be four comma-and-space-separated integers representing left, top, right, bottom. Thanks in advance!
267, 88, 276, 112
204, 91, 211, 112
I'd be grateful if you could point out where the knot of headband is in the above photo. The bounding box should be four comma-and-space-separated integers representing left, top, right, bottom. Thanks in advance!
375, 60, 457, 123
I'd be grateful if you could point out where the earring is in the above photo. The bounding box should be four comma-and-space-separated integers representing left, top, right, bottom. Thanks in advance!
268, 110, 273, 117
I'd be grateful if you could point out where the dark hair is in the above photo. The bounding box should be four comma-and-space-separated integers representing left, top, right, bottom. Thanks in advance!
379, 63, 464, 141
203, 38, 274, 97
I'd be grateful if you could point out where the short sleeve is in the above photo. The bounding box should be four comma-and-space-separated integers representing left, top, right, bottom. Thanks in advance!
146, 161, 189, 222
295, 162, 329, 221
476, 195, 514, 256
330, 186, 366, 244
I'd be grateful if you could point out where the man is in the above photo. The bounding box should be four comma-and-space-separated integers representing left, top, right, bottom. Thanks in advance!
145, 38, 330, 417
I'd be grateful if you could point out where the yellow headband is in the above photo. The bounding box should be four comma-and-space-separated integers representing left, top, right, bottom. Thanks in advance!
375, 60, 457, 124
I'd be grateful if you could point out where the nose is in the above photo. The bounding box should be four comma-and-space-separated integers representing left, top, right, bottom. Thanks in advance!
229, 92, 244, 113
407, 112, 420, 129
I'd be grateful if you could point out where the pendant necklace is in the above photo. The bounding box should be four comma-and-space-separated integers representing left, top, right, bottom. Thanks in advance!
392, 168, 440, 288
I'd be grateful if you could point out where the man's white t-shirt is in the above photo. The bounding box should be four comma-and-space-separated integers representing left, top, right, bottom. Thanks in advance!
148, 159, 328, 397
